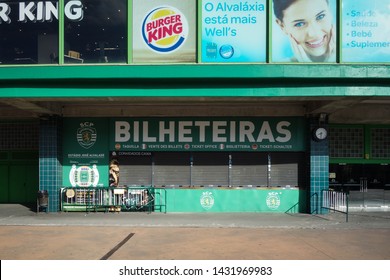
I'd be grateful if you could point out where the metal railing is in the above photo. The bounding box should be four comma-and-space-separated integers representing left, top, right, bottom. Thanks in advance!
284, 201, 300, 214
285, 192, 318, 215
310, 192, 319, 214
322, 189, 349, 222
61, 186, 166, 213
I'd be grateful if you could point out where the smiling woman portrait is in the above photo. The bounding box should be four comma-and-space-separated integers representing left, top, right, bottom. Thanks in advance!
272, 0, 336, 62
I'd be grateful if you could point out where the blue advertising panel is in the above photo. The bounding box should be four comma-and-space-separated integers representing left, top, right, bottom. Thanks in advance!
271, 0, 337, 63
201, 0, 267, 62
342, 0, 390, 63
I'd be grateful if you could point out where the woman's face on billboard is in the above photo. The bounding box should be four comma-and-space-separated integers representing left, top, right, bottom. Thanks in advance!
276, 0, 333, 60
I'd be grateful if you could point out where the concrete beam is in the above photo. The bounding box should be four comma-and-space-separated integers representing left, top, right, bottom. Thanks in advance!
0, 99, 61, 117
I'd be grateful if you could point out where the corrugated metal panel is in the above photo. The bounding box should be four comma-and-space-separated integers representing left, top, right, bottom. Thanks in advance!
114, 152, 305, 188
117, 154, 152, 186
269, 153, 303, 188
192, 152, 229, 187
231, 152, 268, 187
154, 152, 191, 187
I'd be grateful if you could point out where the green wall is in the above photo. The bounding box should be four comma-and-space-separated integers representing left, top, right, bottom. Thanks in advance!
160, 188, 301, 213
0, 151, 39, 204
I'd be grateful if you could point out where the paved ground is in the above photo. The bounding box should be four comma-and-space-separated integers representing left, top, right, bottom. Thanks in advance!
0, 204, 389, 260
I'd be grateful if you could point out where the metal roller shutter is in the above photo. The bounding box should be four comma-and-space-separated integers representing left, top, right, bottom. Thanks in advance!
154, 152, 191, 187
231, 152, 268, 187
114, 153, 153, 186
192, 152, 229, 187
269, 153, 303, 188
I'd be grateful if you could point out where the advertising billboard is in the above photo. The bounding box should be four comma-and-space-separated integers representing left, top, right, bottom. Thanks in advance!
271, 0, 337, 63
1, 0, 389, 65
342, 0, 390, 62
200, 0, 267, 62
132, 0, 197, 63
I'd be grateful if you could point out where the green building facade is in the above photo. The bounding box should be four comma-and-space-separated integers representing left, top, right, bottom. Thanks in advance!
1, 0, 389, 213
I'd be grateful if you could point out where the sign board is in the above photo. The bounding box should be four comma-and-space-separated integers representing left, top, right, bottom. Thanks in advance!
342, 0, 390, 62
63, 118, 108, 188
63, 117, 306, 187
110, 117, 306, 152
200, 0, 267, 62
271, 0, 337, 63
132, 0, 197, 63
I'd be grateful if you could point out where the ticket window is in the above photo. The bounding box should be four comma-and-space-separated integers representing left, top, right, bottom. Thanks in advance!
110, 153, 152, 187
191, 152, 229, 187
153, 152, 191, 187
269, 153, 304, 188
230, 152, 268, 187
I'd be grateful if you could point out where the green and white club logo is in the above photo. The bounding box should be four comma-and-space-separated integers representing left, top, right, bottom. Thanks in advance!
266, 192, 281, 210
200, 191, 215, 210
77, 122, 97, 149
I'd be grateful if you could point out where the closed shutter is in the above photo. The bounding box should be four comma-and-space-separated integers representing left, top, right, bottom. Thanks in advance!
192, 152, 229, 187
231, 152, 268, 187
154, 152, 191, 187
115, 154, 152, 186
269, 153, 303, 188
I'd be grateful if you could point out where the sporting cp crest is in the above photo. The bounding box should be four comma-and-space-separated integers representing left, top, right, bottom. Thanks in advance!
77, 122, 97, 149
266, 192, 281, 210
200, 191, 215, 210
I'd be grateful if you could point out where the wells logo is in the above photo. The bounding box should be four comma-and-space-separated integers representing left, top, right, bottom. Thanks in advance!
142, 6, 188, 53
77, 122, 97, 149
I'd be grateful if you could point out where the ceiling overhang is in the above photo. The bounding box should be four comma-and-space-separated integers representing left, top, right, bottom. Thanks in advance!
1, 96, 390, 124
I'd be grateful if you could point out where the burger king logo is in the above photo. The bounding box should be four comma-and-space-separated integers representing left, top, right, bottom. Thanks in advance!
142, 6, 188, 53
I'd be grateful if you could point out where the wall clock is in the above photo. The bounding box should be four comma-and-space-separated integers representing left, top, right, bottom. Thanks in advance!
313, 127, 328, 141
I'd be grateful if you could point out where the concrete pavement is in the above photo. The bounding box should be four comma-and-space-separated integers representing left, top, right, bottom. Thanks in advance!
0, 204, 389, 260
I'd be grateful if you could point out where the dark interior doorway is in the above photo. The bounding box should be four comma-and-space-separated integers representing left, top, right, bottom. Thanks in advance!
329, 164, 390, 209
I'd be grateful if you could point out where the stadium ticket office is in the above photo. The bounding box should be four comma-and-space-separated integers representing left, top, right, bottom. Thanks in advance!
1, 0, 390, 213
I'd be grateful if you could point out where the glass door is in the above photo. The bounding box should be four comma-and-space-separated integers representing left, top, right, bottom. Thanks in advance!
330, 164, 390, 209
365, 164, 390, 208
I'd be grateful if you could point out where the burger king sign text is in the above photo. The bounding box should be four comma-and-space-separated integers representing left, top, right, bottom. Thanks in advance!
142, 6, 188, 53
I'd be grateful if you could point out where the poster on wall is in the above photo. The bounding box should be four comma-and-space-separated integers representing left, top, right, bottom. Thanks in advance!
271, 0, 337, 63
132, 0, 196, 63
342, 0, 390, 63
63, 119, 109, 188
200, 0, 267, 63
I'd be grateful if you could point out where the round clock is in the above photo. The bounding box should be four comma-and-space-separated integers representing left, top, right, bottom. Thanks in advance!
313, 127, 328, 141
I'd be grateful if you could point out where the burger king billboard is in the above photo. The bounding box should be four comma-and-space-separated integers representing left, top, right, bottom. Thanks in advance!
133, 0, 196, 63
